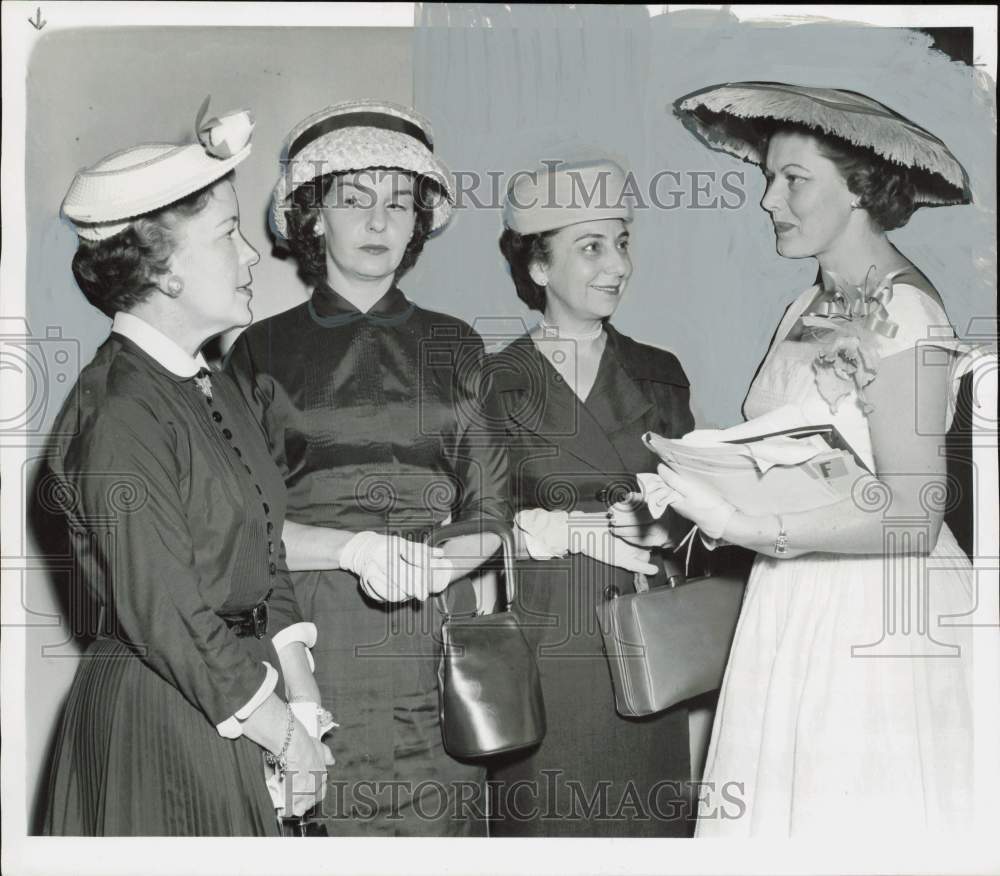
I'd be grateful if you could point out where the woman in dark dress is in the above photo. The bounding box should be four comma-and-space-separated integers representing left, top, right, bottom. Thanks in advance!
487, 159, 696, 837
42, 108, 330, 836
226, 101, 508, 836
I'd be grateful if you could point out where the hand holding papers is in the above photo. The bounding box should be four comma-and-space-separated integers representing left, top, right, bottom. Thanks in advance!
652, 465, 736, 539
639, 404, 872, 521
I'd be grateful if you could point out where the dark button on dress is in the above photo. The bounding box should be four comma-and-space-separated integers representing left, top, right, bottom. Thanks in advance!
42, 335, 304, 836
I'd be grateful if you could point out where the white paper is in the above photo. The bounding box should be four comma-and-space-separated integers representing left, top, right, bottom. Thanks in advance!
645, 410, 871, 516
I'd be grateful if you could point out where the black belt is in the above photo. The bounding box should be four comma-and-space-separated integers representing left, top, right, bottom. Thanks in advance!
219, 590, 272, 639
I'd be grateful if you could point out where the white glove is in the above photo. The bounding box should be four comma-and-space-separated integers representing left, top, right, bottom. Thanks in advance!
514, 508, 570, 560
635, 471, 682, 519
339, 532, 453, 603
654, 464, 735, 540
515, 508, 658, 575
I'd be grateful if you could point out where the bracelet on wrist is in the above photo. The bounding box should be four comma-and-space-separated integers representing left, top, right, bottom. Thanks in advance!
287, 699, 338, 733
263, 703, 295, 773
774, 515, 788, 556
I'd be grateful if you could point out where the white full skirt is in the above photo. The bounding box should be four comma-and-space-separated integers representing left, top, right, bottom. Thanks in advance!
696, 525, 976, 837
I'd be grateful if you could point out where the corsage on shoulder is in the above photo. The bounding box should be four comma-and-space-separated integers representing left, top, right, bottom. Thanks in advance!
803, 266, 907, 415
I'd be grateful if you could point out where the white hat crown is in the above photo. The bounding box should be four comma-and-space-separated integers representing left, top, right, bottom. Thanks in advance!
62, 102, 254, 241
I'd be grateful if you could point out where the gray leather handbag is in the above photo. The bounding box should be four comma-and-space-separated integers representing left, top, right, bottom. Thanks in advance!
596, 552, 748, 717
432, 519, 546, 759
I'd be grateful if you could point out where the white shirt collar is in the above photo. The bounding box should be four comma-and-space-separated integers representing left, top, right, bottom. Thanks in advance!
111, 312, 209, 379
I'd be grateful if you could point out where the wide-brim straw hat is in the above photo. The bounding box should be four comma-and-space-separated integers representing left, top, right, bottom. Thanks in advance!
62, 102, 254, 241
673, 81, 971, 207
269, 99, 455, 239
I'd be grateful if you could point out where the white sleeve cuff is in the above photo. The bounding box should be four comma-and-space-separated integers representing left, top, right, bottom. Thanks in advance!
271, 621, 317, 651
215, 661, 279, 739
699, 532, 728, 552
271, 621, 318, 672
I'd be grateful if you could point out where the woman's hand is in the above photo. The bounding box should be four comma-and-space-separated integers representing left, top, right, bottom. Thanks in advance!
514, 508, 658, 575
281, 720, 334, 817
653, 464, 735, 540
608, 494, 674, 548
339, 532, 453, 603
569, 514, 659, 574
514, 509, 571, 560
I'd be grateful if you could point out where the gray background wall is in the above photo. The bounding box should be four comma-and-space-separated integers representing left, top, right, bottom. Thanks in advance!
22, 11, 996, 822
411, 6, 995, 428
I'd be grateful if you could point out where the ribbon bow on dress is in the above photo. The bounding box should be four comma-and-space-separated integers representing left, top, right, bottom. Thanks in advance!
802, 266, 908, 415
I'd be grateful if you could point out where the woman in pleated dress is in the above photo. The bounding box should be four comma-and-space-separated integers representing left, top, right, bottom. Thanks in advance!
42, 107, 330, 836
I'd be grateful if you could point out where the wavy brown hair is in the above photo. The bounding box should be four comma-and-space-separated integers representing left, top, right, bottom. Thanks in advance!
762, 123, 918, 231
71, 174, 233, 317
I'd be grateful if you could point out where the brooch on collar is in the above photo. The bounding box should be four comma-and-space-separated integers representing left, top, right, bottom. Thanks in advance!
194, 369, 213, 400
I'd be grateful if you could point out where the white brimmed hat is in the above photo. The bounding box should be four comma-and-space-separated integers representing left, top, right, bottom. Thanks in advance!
503, 158, 634, 235
673, 82, 971, 207
269, 99, 455, 239
62, 101, 254, 241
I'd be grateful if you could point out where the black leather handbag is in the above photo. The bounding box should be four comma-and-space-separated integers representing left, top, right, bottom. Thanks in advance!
432, 520, 546, 759
596, 549, 750, 717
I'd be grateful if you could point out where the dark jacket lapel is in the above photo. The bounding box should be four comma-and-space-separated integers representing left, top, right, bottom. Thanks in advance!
583, 325, 657, 438
492, 333, 631, 476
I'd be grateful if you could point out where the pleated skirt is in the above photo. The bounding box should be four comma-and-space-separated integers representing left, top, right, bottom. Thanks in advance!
42, 637, 279, 836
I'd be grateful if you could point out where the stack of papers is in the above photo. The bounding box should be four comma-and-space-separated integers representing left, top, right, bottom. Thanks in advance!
643, 405, 872, 516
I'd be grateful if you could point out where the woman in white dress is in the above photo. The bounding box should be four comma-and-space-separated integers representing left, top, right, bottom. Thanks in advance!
661, 82, 982, 837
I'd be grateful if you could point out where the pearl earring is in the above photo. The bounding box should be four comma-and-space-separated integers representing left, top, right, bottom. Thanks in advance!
313, 223, 325, 236
165, 275, 184, 296
850, 200, 861, 210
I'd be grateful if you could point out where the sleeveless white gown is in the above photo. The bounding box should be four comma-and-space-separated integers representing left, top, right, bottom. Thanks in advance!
696, 283, 978, 838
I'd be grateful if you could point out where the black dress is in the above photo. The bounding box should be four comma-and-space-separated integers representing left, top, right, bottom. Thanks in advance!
42, 333, 304, 836
226, 282, 509, 836
486, 326, 696, 837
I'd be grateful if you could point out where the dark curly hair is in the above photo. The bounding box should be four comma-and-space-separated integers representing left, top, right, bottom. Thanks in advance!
284, 169, 445, 288
762, 122, 918, 231
498, 227, 557, 312
71, 173, 233, 317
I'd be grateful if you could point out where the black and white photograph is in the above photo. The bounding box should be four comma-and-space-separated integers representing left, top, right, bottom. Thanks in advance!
1, 4, 997, 875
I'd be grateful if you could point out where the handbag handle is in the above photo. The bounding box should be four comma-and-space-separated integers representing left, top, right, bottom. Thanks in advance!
428, 518, 517, 612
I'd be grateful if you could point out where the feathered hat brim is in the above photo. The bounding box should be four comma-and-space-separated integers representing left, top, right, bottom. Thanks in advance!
673, 82, 971, 207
